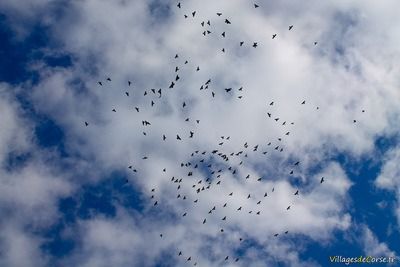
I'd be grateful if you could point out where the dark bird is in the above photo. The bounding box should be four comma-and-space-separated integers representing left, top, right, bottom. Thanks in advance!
320, 177, 325, 183
254, 3, 259, 8
177, 135, 181, 140
301, 100, 306, 104
287, 206, 291, 210
217, 12, 222, 16
225, 19, 231, 24
294, 190, 299, 195
106, 77, 111, 81
253, 42, 258, 48
125, 92, 129, 96
135, 107, 139, 112
98, 81, 102, 86
112, 109, 116, 112
272, 34, 277, 39
163, 134, 166, 141
177, 2, 181, 8
128, 81, 132, 86
84, 121, 89, 126
192, 11, 196, 17
224, 256, 229, 260
222, 32, 225, 37
314, 41, 318, 45
203, 218, 206, 224
289, 25, 293, 30
225, 88, 232, 92
240, 41, 244, 46
169, 82, 175, 88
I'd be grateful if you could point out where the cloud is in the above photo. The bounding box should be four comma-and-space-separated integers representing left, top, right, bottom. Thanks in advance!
375, 147, 400, 227
361, 225, 396, 258
1, 0, 400, 266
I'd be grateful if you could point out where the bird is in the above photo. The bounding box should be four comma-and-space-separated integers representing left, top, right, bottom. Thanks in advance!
289, 25, 293, 30
217, 12, 222, 16
225, 19, 231, 24
301, 100, 306, 104
240, 41, 244, 46
253, 42, 258, 48
272, 34, 277, 39
254, 3, 259, 8
177, 2, 181, 8
294, 190, 299, 195
84, 121, 88, 126
320, 177, 325, 183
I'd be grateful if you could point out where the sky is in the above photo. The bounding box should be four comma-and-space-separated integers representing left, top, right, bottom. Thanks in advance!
0, 0, 400, 266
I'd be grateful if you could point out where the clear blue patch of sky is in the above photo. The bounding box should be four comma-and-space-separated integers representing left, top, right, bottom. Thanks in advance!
40, 171, 146, 260
299, 134, 400, 266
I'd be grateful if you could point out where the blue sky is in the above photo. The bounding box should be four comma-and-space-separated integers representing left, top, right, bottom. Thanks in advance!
0, 1, 399, 267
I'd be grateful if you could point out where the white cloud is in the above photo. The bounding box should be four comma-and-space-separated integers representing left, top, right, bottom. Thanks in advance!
375, 147, 400, 227
1, 0, 400, 266
361, 225, 396, 258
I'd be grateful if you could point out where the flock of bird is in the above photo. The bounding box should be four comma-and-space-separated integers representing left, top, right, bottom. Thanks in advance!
85, 2, 365, 266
